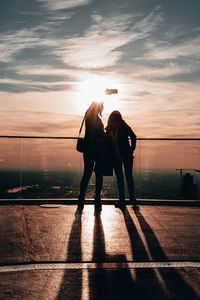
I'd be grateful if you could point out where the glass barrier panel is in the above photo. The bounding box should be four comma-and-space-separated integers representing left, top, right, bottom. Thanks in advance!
0, 138, 21, 199
138, 140, 200, 200
19, 138, 82, 199
0, 138, 199, 201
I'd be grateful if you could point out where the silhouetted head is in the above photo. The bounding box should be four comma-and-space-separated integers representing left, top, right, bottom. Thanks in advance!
108, 110, 122, 125
86, 101, 104, 117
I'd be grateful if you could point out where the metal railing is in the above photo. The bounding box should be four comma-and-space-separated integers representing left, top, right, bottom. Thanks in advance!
0, 135, 200, 140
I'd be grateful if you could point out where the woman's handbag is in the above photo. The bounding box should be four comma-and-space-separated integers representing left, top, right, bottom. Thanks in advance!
76, 137, 86, 153
76, 115, 86, 153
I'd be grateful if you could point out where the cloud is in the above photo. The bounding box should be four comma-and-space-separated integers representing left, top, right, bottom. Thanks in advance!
4, 64, 97, 92
127, 26, 200, 81
55, 14, 133, 68
0, 2, 199, 140
144, 36, 200, 60
127, 62, 200, 80
0, 74, 200, 138
111, 72, 200, 137
0, 99, 81, 136
131, 5, 163, 36
0, 6, 163, 74
0, 77, 75, 92
36, 0, 92, 10
0, 29, 38, 63
0, 28, 60, 63
53, 8, 163, 68
15, 65, 91, 79
35, 12, 74, 30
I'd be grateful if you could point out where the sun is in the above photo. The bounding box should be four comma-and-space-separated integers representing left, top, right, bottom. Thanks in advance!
76, 75, 122, 115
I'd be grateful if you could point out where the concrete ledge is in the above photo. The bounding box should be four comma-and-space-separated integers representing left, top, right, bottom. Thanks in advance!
0, 198, 199, 206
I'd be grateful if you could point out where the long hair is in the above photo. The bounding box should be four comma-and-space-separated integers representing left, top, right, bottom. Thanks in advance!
106, 110, 123, 132
86, 101, 103, 118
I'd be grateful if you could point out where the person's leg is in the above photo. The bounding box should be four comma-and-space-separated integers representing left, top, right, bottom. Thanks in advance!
123, 156, 136, 204
94, 158, 104, 210
95, 173, 103, 201
94, 141, 105, 209
79, 153, 94, 202
113, 160, 125, 203
94, 173, 103, 211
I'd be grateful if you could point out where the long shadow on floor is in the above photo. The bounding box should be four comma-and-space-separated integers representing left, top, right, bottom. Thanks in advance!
131, 208, 199, 299
58, 207, 199, 300
89, 210, 137, 300
89, 207, 195, 299
58, 208, 82, 300
112, 207, 166, 299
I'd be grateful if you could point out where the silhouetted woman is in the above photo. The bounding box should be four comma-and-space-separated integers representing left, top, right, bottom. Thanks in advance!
105, 111, 137, 208
78, 101, 105, 210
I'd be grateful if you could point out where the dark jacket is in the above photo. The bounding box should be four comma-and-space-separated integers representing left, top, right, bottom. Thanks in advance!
84, 113, 105, 158
84, 115, 104, 140
106, 121, 136, 159
117, 122, 136, 157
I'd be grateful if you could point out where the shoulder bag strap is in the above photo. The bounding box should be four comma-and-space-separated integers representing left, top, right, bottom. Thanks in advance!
78, 115, 86, 137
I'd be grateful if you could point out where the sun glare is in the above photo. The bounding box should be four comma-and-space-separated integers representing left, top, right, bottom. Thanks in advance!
76, 75, 122, 115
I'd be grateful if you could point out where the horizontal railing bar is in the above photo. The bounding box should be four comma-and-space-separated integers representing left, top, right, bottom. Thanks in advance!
138, 138, 200, 141
0, 135, 200, 141
0, 136, 76, 140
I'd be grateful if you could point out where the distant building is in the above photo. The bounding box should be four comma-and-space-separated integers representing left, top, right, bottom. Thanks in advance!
182, 173, 196, 199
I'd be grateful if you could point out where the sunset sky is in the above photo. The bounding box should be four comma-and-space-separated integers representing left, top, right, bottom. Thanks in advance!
0, 0, 200, 138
